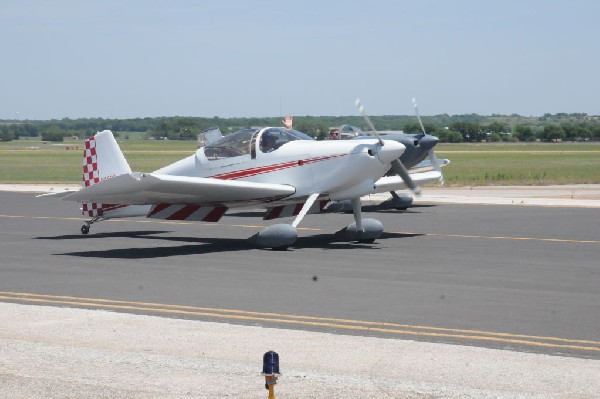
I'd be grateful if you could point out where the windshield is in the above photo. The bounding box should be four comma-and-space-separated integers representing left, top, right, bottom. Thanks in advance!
204, 128, 258, 159
259, 128, 315, 153
204, 127, 315, 159
285, 129, 315, 141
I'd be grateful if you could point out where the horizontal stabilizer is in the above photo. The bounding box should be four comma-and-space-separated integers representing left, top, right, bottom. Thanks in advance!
410, 158, 451, 173
36, 189, 79, 199
61, 172, 296, 206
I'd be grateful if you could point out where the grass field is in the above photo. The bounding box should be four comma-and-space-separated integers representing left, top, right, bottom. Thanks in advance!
1, 139, 599, 186
436, 143, 600, 185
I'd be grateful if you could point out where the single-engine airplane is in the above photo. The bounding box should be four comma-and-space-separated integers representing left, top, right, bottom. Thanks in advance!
40, 113, 442, 250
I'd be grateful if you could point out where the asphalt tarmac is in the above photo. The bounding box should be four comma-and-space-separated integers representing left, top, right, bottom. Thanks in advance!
0, 189, 598, 359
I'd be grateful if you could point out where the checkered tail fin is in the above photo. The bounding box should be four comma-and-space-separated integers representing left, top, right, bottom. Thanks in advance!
81, 130, 131, 217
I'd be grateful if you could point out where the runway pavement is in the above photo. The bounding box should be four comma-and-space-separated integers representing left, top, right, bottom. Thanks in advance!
367, 183, 600, 207
1, 186, 599, 397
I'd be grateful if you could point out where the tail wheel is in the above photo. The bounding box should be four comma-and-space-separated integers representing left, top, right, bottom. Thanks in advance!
81, 225, 90, 235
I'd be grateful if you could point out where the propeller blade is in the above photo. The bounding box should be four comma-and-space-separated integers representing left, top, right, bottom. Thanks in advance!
414, 97, 443, 185
355, 98, 383, 145
412, 97, 427, 137
391, 159, 421, 196
428, 148, 444, 185
428, 149, 440, 172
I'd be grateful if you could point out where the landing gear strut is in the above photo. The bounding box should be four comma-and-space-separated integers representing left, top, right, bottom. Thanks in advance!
335, 197, 384, 243
80, 216, 100, 235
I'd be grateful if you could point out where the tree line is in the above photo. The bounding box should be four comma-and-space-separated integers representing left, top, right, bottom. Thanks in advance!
1, 113, 599, 142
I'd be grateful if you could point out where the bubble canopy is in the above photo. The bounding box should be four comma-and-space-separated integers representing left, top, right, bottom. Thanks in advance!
204, 127, 314, 159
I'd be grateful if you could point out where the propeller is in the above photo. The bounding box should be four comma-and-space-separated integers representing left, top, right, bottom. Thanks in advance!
412, 97, 444, 185
355, 98, 383, 145
412, 97, 427, 137
355, 98, 421, 195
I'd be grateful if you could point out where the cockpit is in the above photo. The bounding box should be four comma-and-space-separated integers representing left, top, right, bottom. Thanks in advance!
203, 127, 314, 160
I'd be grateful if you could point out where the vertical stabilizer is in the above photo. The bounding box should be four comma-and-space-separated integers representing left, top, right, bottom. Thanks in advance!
83, 130, 131, 187
81, 130, 131, 217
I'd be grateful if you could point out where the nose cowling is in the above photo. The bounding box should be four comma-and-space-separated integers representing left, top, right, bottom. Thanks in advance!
418, 134, 439, 152
377, 139, 406, 165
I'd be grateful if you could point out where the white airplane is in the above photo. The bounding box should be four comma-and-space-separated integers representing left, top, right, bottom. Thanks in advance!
40, 124, 443, 249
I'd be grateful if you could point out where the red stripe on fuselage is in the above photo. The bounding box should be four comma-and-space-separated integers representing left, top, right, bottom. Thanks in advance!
209, 154, 347, 180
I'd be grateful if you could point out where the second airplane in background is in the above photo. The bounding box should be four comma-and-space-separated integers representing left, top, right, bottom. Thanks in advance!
328, 98, 449, 211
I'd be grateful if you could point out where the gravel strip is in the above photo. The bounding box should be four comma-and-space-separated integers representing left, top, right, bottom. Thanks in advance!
1, 303, 598, 398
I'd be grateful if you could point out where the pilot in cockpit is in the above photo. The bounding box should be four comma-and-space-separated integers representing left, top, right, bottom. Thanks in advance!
261, 132, 278, 153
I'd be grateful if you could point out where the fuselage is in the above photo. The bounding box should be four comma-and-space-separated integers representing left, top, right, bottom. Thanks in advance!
155, 127, 405, 202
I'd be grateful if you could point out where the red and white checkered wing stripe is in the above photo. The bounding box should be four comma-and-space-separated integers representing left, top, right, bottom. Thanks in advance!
147, 204, 227, 222
82, 136, 102, 216
264, 200, 329, 220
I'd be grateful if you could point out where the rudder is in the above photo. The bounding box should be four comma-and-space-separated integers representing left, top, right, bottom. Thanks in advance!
82, 130, 131, 217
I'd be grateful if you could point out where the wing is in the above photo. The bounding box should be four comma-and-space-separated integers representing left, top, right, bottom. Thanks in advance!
373, 170, 443, 193
409, 158, 451, 173
61, 172, 296, 206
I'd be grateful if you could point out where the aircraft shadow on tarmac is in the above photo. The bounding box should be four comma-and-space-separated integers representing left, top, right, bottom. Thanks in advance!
35, 230, 422, 259
36, 230, 172, 241
360, 203, 438, 213
297, 231, 422, 249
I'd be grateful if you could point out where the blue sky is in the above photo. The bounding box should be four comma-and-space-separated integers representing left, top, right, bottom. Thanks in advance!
1, 0, 599, 119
